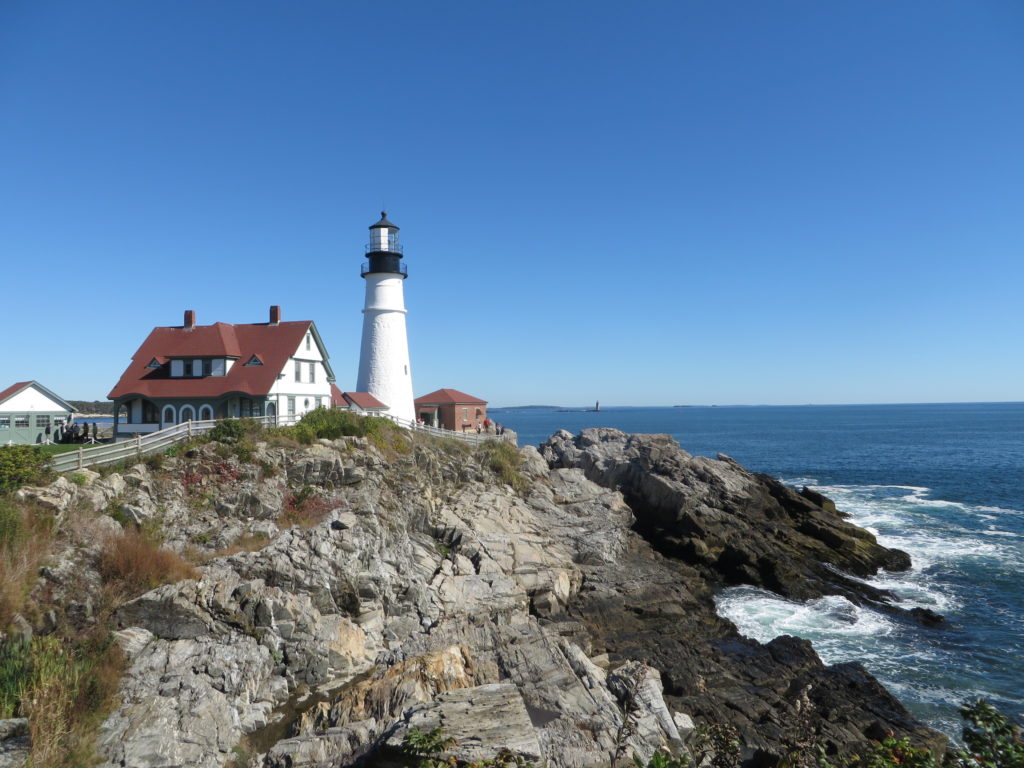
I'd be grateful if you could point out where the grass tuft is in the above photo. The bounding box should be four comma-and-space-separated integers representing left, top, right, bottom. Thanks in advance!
98, 530, 198, 596
479, 441, 528, 494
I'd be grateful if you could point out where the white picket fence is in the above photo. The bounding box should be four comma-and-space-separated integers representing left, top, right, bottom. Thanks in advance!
50, 411, 512, 473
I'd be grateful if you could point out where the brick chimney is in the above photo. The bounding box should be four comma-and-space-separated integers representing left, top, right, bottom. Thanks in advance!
269, 305, 281, 325
184, 309, 196, 329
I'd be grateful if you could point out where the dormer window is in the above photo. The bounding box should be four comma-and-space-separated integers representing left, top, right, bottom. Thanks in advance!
146, 358, 161, 369
245, 355, 263, 366
171, 360, 184, 377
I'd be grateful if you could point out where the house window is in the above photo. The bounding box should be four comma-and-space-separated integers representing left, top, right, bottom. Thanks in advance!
244, 355, 262, 367
295, 360, 301, 382
305, 333, 311, 351
0, 417, 9, 429
309, 363, 315, 383
146, 358, 161, 369
192, 359, 203, 377
15, 415, 29, 428
211, 359, 226, 376
304, 398, 310, 410
54, 417, 66, 426
162, 406, 176, 425
171, 360, 184, 377
462, 408, 468, 420
202, 359, 213, 376
35, 415, 50, 428
287, 396, 295, 415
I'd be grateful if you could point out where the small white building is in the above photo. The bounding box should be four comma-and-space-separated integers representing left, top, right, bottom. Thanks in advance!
0, 381, 75, 445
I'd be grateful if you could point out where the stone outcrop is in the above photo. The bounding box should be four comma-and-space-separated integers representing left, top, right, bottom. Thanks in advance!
14, 428, 944, 767
0, 718, 30, 768
541, 429, 912, 605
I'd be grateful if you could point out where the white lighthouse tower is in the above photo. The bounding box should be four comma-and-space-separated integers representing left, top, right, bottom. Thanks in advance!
356, 211, 416, 423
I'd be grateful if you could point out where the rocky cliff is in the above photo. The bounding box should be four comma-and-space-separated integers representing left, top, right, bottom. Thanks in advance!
8, 427, 944, 767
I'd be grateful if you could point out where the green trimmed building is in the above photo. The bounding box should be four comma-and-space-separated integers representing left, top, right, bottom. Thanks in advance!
0, 381, 75, 445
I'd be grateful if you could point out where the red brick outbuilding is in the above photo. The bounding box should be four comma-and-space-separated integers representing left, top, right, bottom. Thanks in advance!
414, 388, 487, 432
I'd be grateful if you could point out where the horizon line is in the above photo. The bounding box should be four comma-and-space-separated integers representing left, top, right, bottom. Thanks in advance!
489, 400, 1024, 409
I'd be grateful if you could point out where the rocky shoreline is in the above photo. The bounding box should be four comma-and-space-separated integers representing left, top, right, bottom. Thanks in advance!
5, 427, 947, 767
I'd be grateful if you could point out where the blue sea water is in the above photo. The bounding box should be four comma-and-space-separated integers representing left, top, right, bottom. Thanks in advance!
491, 403, 1024, 738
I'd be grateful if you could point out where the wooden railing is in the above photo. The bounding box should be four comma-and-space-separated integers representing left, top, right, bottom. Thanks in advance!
50, 411, 512, 473
51, 414, 299, 473
380, 414, 517, 446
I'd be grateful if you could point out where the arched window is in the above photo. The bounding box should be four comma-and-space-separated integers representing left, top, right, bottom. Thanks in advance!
198, 405, 213, 421
179, 405, 195, 423
162, 406, 176, 426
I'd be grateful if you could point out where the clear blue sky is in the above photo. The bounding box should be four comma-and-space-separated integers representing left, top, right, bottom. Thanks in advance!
2, 1, 1022, 406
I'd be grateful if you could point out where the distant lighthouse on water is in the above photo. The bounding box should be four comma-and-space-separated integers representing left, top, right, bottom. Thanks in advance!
356, 211, 416, 423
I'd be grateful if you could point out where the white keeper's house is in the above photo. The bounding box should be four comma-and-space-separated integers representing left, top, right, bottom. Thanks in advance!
108, 306, 338, 437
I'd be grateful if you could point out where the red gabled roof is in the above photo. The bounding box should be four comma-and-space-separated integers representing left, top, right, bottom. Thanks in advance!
342, 391, 388, 410
0, 381, 75, 412
0, 381, 32, 405
330, 382, 346, 407
108, 320, 314, 400
415, 388, 487, 405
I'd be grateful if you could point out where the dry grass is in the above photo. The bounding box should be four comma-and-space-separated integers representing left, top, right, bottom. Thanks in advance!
98, 530, 199, 597
188, 532, 274, 564
216, 532, 272, 555
0, 499, 55, 628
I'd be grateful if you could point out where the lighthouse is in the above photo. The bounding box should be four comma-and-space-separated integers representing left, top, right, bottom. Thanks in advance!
356, 211, 416, 423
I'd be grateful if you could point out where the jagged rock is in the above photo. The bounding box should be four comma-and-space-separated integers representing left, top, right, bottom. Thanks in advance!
386, 684, 543, 763
16, 475, 76, 519
6, 429, 937, 768
541, 429, 912, 606
0, 718, 29, 768
519, 445, 549, 478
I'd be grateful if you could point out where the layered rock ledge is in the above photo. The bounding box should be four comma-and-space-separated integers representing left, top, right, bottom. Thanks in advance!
12, 427, 944, 767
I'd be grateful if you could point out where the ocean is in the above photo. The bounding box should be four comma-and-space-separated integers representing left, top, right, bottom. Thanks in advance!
490, 403, 1024, 739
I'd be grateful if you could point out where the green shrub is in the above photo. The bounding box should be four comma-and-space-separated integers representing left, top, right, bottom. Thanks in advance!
207, 418, 261, 444
958, 699, 1024, 768
0, 445, 52, 493
298, 408, 370, 439
635, 750, 691, 768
